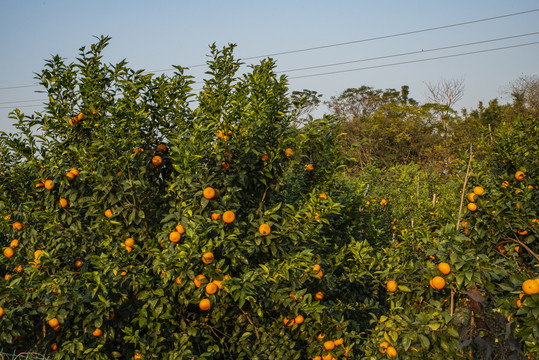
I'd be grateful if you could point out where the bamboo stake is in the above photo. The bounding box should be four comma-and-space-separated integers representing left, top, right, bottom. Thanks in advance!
456, 144, 473, 230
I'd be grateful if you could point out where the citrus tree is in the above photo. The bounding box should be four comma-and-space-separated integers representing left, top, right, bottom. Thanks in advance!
356, 116, 538, 359
0, 36, 357, 359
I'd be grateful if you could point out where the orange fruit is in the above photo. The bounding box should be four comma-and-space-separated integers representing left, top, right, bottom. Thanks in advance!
386, 347, 397, 357
517, 299, 522, 308
10, 239, 19, 248
4, 274, 11, 281
473, 186, 484, 195
203, 187, 216, 200
34, 250, 43, 259
322, 354, 332, 360
77, 112, 83, 121
202, 252, 214, 265
70, 168, 79, 176
105, 209, 113, 218
75, 260, 83, 268
515, 171, 525, 180
175, 224, 186, 234
305, 164, 314, 171
53, 324, 61, 332
125, 238, 135, 247
502, 181, 509, 188
285, 148, 294, 157
169, 231, 181, 243
318, 333, 325, 341
134, 353, 142, 359
48, 318, 59, 328
199, 298, 211, 311
313, 264, 321, 272
386, 280, 397, 292
59, 198, 68, 208
294, 314, 304, 324
194, 274, 207, 288
319, 193, 327, 200
4, 247, 14, 258
126, 246, 132, 253
66, 172, 76, 181
438, 262, 451, 275
211, 213, 221, 221
206, 282, 218, 295
261, 154, 269, 161
284, 317, 295, 326
157, 144, 168, 153
44, 180, 54, 190
13, 221, 23, 231
315, 291, 324, 300
379, 341, 389, 353
517, 230, 528, 236
324, 340, 335, 351
175, 276, 182, 285
522, 279, 539, 295
334, 338, 344, 346
222, 211, 235, 224
259, 223, 271, 236
152, 155, 162, 166
343, 346, 352, 357
212, 279, 223, 289
313, 357, 322, 360
467, 193, 476, 202
430, 276, 446, 290
92, 328, 102, 336
51, 343, 57, 351
216, 130, 224, 139
467, 203, 477, 212
380, 199, 388, 206
316, 270, 323, 279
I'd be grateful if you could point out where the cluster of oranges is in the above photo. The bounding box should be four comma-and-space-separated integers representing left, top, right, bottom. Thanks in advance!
192, 252, 230, 311
466, 186, 484, 212
311, 337, 351, 359
383, 262, 452, 356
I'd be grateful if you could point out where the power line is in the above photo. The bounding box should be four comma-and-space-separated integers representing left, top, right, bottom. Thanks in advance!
287, 41, 539, 80
1, 39, 538, 109
0, 99, 46, 105
1, 8, 537, 90
149, 8, 539, 73
277, 32, 539, 74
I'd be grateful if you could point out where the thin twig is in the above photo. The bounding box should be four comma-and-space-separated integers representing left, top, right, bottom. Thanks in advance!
241, 309, 260, 340
256, 186, 269, 216
456, 144, 473, 230
505, 237, 539, 262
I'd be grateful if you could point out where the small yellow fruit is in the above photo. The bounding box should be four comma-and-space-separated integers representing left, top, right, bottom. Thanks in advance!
522, 279, 539, 295
438, 262, 451, 275
473, 186, 484, 196
387, 280, 397, 292
125, 238, 135, 247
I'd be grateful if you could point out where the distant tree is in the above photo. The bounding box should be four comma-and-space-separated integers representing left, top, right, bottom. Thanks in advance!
289, 89, 323, 127
506, 74, 539, 117
327, 86, 441, 171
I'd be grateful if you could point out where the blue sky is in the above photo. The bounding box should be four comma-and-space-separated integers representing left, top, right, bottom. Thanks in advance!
1, 1, 538, 133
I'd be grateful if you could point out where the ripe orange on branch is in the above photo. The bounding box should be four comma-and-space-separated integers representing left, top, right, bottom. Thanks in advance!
151, 155, 162, 166
222, 211, 235, 224
386, 280, 397, 292
438, 262, 451, 275
259, 223, 271, 236
430, 276, 446, 289
203, 187, 216, 199
202, 252, 214, 265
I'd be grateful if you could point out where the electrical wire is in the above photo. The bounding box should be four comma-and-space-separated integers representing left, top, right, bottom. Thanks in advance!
287, 41, 539, 80
1, 7, 536, 88
277, 32, 539, 73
